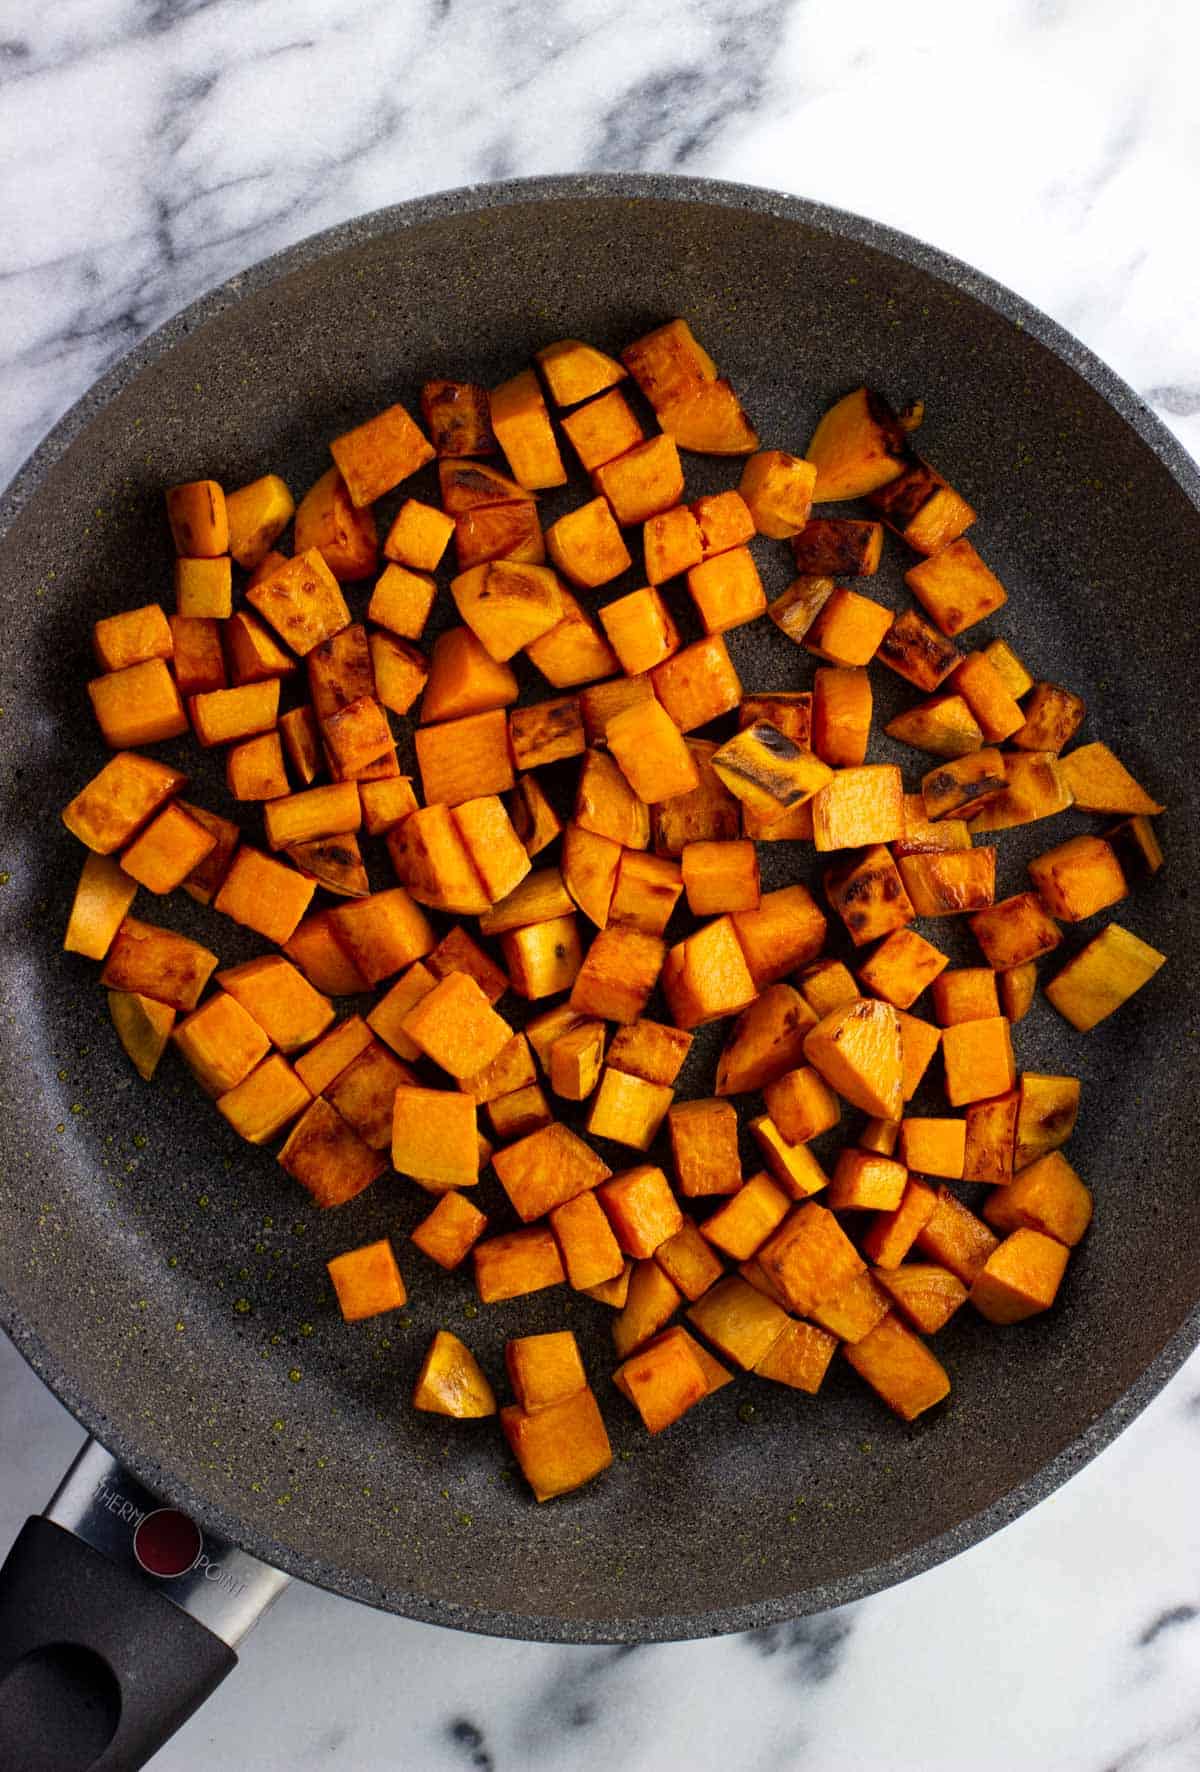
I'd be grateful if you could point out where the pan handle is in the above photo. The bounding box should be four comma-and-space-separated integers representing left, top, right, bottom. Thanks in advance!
0, 1441, 289, 1771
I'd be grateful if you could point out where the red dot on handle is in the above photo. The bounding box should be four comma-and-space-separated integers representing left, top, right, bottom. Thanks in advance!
132, 1508, 202, 1579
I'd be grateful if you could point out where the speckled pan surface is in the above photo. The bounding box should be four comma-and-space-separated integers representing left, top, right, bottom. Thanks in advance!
1, 174, 1199, 1644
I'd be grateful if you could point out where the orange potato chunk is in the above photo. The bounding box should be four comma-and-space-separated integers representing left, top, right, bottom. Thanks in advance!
898, 1117, 966, 1179
804, 998, 903, 1120
758, 1201, 866, 1315
546, 496, 632, 589
662, 916, 758, 1031
754, 1319, 838, 1393
88, 658, 188, 749
474, 1226, 566, 1303
216, 1054, 311, 1144
843, 1313, 950, 1420
327, 1238, 407, 1321
100, 917, 218, 1012
490, 368, 567, 489
614, 1329, 709, 1434
172, 992, 270, 1097
392, 1084, 479, 1191
598, 1165, 684, 1259
64, 853, 139, 959
906, 539, 1007, 638
593, 435, 685, 525
969, 1229, 1070, 1324
687, 1275, 788, 1371
247, 548, 352, 655
600, 585, 681, 675
166, 480, 228, 556
411, 1191, 489, 1271
561, 387, 644, 471
701, 1170, 792, 1260
414, 1331, 497, 1419
501, 1388, 611, 1501
415, 708, 514, 806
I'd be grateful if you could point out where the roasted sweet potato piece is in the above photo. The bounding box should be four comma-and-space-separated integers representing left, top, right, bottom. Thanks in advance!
998, 959, 1037, 1025
940, 1015, 1015, 1107
805, 588, 895, 669
897, 848, 997, 917
857, 928, 948, 1010
897, 1117, 966, 1180
612, 1259, 682, 1356
649, 634, 741, 734
984, 1149, 1093, 1246
286, 832, 365, 894
622, 319, 717, 412
710, 723, 829, 822
861, 1177, 939, 1269
212, 846, 315, 944
797, 958, 859, 1019
412, 1190, 489, 1271
806, 388, 907, 502
215, 1053, 311, 1144
93, 603, 173, 675
914, 1186, 998, 1284
1059, 742, 1162, 815
651, 740, 741, 855
868, 456, 976, 556
568, 925, 664, 1025
506, 1330, 587, 1414
536, 338, 626, 407
501, 1388, 611, 1501
174, 556, 233, 619
687, 1274, 790, 1371
804, 998, 903, 1120
790, 517, 883, 578
166, 480, 228, 556
1011, 681, 1086, 754
65, 853, 139, 960
659, 377, 757, 454
356, 777, 416, 840
906, 539, 1007, 638
170, 615, 226, 696
295, 1015, 374, 1092
749, 1118, 829, 1199
190, 680, 281, 750
951, 650, 1025, 742
457, 1032, 536, 1106
88, 659, 188, 750
509, 696, 585, 771
294, 467, 379, 578
326, 887, 434, 985
388, 804, 489, 915
63, 753, 187, 856
1015, 1072, 1081, 1170
115, 800, 214, 898
875, 606, 962, 692
107, 990, 175, 1080
614, 1328, 709, 1434
574, 745, 649, 853
478, 866, 574, 936
605, 694, 700, 804
226, 731, 289, 801
451, 560, 563, 661
967, 751, 1072, 832
660, 916, 756, 1031
1044, 923, 1165, 1031
446, 796, 530, 908
491, 368, 567, 489
381, 503, 454, 578
599, 586, 681, 675
549, 1019, 607, 1101
754, 1318, 838, 1393
561, 388, 644, 472
546, 497, 632, 589
392, 1084, 478, 1190
860, 1117, 902, 1156
400, 970, 511, 1080
587, 1068, 674, 1150
414, 1332, 497, 1419
811, 665, 872, 767
282, 911, 368, 996
493, 1121, 610, 1222
843, 1313, 949, 1420
415, 708, 514, 806
662, 1098, 739, 1199
101, 916, 218, 1012
921, 749, 1007, 821
686, 546, 766, 636
715, 983, 816, 1096
692, 490, 755, 559
421, 626, 519, 723
811, 764, 903, 853
422, 381, 497, 457
172, 991, 271, 1097
525, 589, 619, 688
892, 794, 972, 858
824, 846, 915, 948
500, 915, 584, 1000
1027, 834, 1127, 923
368, 633, 428, 718
758, 1202, 866, 1315
608, 851, 683, 937
306, 624, 374, 723
326, 1237, 407, 1322
969, 892, 1061, 970
247, 547, 353, 654
826, 1148, 906, 1212
969, 1229, 1069, 1324
560, 823, 619, 928
736, 451, 817, 539
886, 693, 983, 759
330, 401, 434, 507
642, 506, 704, 587
808, 1269, 891, 1342
217, 473, 292, 572
508, 772, 562, 858
680, 839, 760, 916
762, 1065, 840, 1145
593, 435, 685, 526
320, 1039, 411, 1150
768, 575, 835, 647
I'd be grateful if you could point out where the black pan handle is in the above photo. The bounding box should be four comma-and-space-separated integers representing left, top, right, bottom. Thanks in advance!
0, 1442, 289, 1771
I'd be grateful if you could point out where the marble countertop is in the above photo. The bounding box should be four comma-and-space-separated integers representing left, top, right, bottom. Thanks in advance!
2, 1, 1199, 1766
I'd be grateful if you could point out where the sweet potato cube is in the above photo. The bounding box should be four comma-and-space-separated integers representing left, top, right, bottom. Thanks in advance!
294, 1015, 374, 1093
692, 490, 755, 559
114, 802, 212, 898
858, 928, 947, 1011
321, 694, 395, 780
985, 1151, 1093, 1248
824, 847, 915, 949
537, 338, 626, 407
686, 546, 770, 640
1045, 923, 1165, 1031
215, 1053, 311, 1144
87, 658, 188, 750
1059, 742, 1162, 815
100, 917, 217, 1011
572, 751, 648, 854
651, 634, 742, 732
422, 381, 497, 458
915, 1187, 998, 1284
412, 1191, 489, 1271
561, 823, 620, 929
893, 794, 973, 858
715, 984, 816, 1096
754, 1319, 838, 1393
661, 917, 756, 1031
247, 549, 351, 655
421, 628, 519, 726
724, 887, 826, 992
969, 892, 1062, 972
750, 1118, 829, 1200
970, 1228, 1069, 1324
941, 1016, 1015, 1107
399, 971, 510, 1080
1011, 681, 1086, 755
174, 554, 234, 619
896, 1011, 942, 1101
166, 479, 227, 556
622, 318, 717, 410
221, 473, 294, 571
680, 840, 760, 918
222, 616, 293, 693
804, 999, 903, 1120
606, 697, 700, 805
213, 847, 315, 944
283, 912, 369, 995
768, 575, 835, 646
701, 1171, 792, 1261
906, 539, 1007, 637
886, 694, 983, 760
791, 517, 884, 578
811, 765, 904, 854
547, 1020, 607, 1102
327, 401, 433, 507
560, 386, 643, 472
65, 853, 139, 959
612, 1259, 681, 1356
508, 772, 562, 859
1028, 834, 1127, 924
599, 585, 680, 676
509, 697, 585, 773
805, 387, 907, 502
108, 991, 175, 1081
614, 1329, 709, 1434
962, 1089, 1019, 1183
500, 914, 583, 999
951, 651, 1025, 742
898, 849, 997, 918
861, 1177, 939, 1269
505, 1331, 587, 1416
860, 1118, 902, 1156
593, 435, 684, 526
763, 1066, 840, 1145
805, 1269, 889, 1342
652, 740, 741, 855
711, 723, 830, 822
797, 959, 859, 1019
169, 615, 226, 696
388, 804, 490, 916
608, 851, 683, 937
930, 968, 1000, 1027
812, 666, 872, 768
367, 633, 427, 718
1016, 1075, 1080, 1175
324, 1040, 412, 1149
549, 1189, 624, 1291
501, 1388, 611, 1501
354, 778, 416, 843
415, 708, 514, 806
922, 749, 1008, 822
328, 887, 435, 984
658, 376, 757, 454
568, 925, 664, 1025
326, 1238, 406, 1322
413, 1331, 496, 1419
607, 1019, 693, 1086
457, 1032, 536, 1107
758, 1202, 866, 1315
292, 477, 377, 585
490, 1120, 609, 1222
737, 450, 816, 540
586, 1069, 673, 1152
687, 1275, 788, 1371
597, 1165, 684, 1260
827, 1149, 907, 1212
546, 497, 632, 590
226, 731, 289, 802
93, 603, 173, 675
869, 456, 976, 555
966, 752, 1073, 835
479, 867, 574, 936
843, 1313, 950, 1420
391, 1084, 479, 1191
642, 507, 703, 587
525, 589, 619, 688
379, 506, 452, 584
805, 587, 895, 669
262, 782, 359, 853
214, 955, 332, 1053
190, 680, 280, 749
898, 1118, 965, 1180
475, 1226, 566, 1303
490, 368, 567, 489
449, 795, 531, 906
654, 1219, 725, 1302
876, 607, 962, 692
173, 992, 271, 1096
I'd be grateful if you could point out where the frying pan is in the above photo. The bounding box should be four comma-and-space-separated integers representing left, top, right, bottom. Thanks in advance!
2, 173, 1199, 1768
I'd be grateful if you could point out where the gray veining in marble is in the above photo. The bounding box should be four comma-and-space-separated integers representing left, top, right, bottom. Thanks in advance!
2, 0, 1199, 1766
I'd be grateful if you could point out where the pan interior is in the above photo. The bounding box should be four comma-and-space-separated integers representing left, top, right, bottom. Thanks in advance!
1, 184, 1198, 1640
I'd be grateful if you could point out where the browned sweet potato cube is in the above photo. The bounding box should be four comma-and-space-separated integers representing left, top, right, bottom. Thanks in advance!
791, 517, 883, 578
826, 1149, 906, 1212
422, 380, 497, 456
861, 1177, 939, 1269
479, 867, 574, 935
586, 1068, 673, 1151
614, 1326, 710, 1434
812, 665, 872, 767
509, 696, 585, 772
166, 480, 227, 556
906, 539, 1007, 637
805, 387, 906, 503
294, 1016, 374, 1094
915, 1186, 998, 1284
612, 1260, 682, 1356
170, 615, 226, 696
811, 764, 903, 853
898, 849, 997, 918
491, 368, 567, 490
488, 1082, 551, 1143
969, 1228, 1070, 1323
450, 796, 531, 906
1044, 922, 1165, 1031
762, 1066, 840, 1145
969, 891, 1062, 970
327, 887, 434, 985
857, 928, 947, 1010
412, 1191, 488, 1271
921, 749, 1008, 822
278, 1096, 386, 1207
824, 847, 915, 948
501, 1388, 611, 1501
749, 1118, 829, 1199
875, 606, 962, 692
680, 840, 760, 917
292, 474, 375, 582
654, 1219, 725, 1302
685, 546, 766, 636
211, 846, 315, 944
755, 1319, 839, 1393
247, 549, 352, 656
607, 1019, 693, 1086
524, 588, 619, 688
887, 693, 983, 760
575, 747, 651, 849
306, 623, 374, 721
189, 680, 280, 750
391, 1084, 478, 1191
399, 970, 510, 1080
562, 823, 620, 928
805, 587, 895, 668
738, 450, 817, 539
369, 633, 428, 718
330, 401, 434, 506
413, 1331, 496, 1419
701, 1170, 792, 1260
546, 497, 632, 589
652, 740, 741, 855
715, 984, 816, 1096
599, 585, 681, 675
327, 1238, 406, 1321
843, 1312, 950, 1420
225, 474, 293, 570
492, 1120, 610, 1222
593, 435, 684, 526
961, 1089, 1019, 1183
173, 991, 270, 1097
549, 1189, 624, 1291
421, 626, 519, 725
687, 1275, 788, 1371
382, 500, 454, 576
758, 1202, 865, 1315
570, 925, 665, 1024
940, 1015, 1015, 1107
560, 387, 643, 471
175, 555, 233, 620
798, 959, 859, 1019
508, 772, 562, 859
642, 505, 704, 585
661, 917, 756, 1031
100, 916, 217, 1013
597, 1165, 684, 1259
506, 1330, 587, 1414
87, 658, 188, 750
651, 634, 742, 732
692, 489, 755, 558
1011, 681, 1086, 754
225, 731, 289, 802
606, 697, 700, 804
547, 1019, 606, 1102
500, 915, 584, 1000
416, 707, 514, 806
93, 603, 173, 675
322, 1040, 411, 1150
1016, 1073, 1081, 1170
930, 968, 1000, 1026
116, 801, 214, 895
474, 1226, 566, 1303
1027, 834, 1127, 923
64, 853, 139, 960
608, 851, 683, 937
216, 1053, 311, 1144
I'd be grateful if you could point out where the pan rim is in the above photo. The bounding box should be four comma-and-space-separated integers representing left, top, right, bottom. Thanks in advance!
2, 170, 1198, 1645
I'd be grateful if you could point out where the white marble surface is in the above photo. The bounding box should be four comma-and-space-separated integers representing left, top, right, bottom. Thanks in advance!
2, 0, 1200, 1767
